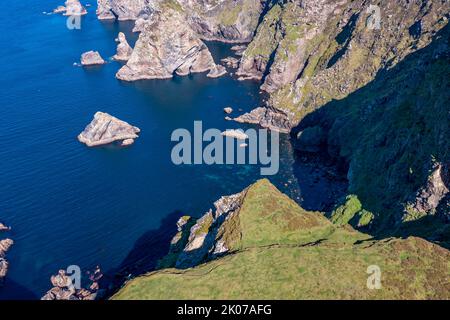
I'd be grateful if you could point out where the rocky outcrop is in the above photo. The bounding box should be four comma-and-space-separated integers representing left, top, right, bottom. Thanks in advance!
78, 112, 141, 147
223, 107, 233, 114
405, 163, 450, 220
207, 64, 227, 78
179, 0, 263, 43
96, 0, 115, 20
80, 51, 105, 66
231, 106, 292, 133
96, 0, 151, 21
0, 227, 13, 285
113, 32, 133, 62
63, 0, 87, 16
41, 267, 103, 300
171, 189, 247, 268
116, 5, 217, 81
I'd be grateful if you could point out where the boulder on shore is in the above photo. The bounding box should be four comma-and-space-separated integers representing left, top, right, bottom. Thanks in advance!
113, 32, 133, 62
80, 51, 105, 66
78, 112, 140, 147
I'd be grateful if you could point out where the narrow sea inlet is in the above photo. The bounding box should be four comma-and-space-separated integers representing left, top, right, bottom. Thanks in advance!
0, 1, 344, 299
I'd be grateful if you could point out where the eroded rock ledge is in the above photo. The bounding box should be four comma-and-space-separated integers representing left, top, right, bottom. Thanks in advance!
78, 112, 140, 147
113, 32, 133, 62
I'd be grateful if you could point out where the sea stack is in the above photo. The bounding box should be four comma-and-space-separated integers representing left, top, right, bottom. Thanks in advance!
113, 32, 133, 62
78, 112, 140, 147
116, 5, 217, 81
80, 51, 106, 66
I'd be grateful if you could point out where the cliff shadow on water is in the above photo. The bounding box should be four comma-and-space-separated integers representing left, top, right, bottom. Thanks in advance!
101, 211, 182, 298
291, 24, 450, 247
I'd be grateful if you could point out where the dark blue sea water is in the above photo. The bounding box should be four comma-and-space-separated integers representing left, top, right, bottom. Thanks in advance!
0, 1, 345, 299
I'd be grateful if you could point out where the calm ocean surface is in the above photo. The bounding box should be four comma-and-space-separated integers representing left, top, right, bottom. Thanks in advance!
0, 1, 344, 299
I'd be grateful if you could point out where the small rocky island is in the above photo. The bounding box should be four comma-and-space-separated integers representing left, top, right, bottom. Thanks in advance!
78, 112, 141, 147
53, 0, 87, 16
0, 223, 13, 286
81, 51, 106, 66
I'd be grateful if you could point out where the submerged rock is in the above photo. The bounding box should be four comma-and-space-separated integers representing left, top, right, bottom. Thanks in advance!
116, 6, 217, 81
113, 32, 133, 62
78, 112, 140, 147
0, 223, 10, 232
80, 51, 106, 66
207, 64, 227, 78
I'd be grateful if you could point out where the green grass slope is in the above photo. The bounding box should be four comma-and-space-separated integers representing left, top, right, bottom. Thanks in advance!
113, 180, 450, 300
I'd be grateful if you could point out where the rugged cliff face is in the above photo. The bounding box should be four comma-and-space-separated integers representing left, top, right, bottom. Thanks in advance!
113, 180, 450, 299
0, 223, 13, 286
97, 0, 264, 42
236, 0, 449, 131
116, 3, 219, 81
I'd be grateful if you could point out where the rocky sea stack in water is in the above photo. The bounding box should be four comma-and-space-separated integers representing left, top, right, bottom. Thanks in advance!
78, 112, 140, 147
81, 51, 106, 66
116, 3, 219, 81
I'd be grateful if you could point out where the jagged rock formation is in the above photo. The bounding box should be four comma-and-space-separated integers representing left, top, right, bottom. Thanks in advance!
97, 0, 263, 42
96, 0, 151, 21
0, 226, 13, 285
113, 180, 450, 299
113, 32, 133, 62
80, 51, 105, 66
405, 163, 449, 221
42, 268, 102, 300
78, 112, 140, 147
116, 4, 218, 81
63, 0, 87, 16
221, 56, 239, 68
231, 106, 292, 133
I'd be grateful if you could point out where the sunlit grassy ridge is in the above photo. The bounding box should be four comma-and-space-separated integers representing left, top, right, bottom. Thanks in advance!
113, 180, 450, 300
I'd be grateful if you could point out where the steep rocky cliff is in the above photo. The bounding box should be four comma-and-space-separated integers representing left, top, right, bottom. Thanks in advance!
0, 224, 13, 286
116, 3, 220, 81
113, 180, 450, 299
235, 0, 449, 131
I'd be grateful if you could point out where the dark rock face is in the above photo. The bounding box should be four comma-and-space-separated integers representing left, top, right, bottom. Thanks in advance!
294, 126, 326, 152
0, 224, 13, 286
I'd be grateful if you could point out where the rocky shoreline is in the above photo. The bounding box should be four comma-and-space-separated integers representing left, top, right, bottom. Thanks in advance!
0, 223, 13, 286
